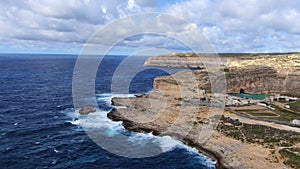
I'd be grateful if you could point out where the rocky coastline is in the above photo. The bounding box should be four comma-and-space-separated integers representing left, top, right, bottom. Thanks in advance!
107, 53, 300, 169
108, 95, 296, 169
108, 107, 225, 168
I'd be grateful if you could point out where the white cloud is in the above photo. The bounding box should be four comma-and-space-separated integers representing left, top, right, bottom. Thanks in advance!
101, 7, 107, 14
0, 0, 147, 53
164, 0, 300, 52
0, 0, 300, 53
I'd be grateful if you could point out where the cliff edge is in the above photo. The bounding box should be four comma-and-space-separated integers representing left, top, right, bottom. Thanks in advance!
107, 53, 300, 169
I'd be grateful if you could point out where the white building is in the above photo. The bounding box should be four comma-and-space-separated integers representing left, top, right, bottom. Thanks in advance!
292, 119, 300, 125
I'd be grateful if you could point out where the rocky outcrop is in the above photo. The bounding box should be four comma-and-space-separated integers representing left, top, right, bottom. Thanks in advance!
79, 106, 96, 115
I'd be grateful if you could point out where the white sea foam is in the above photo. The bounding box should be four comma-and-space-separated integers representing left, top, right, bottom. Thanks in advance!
128, 132, 215, 165
79, 110, 123, 130
175, 142, 216, 166
128, 132, 154, 147
113, 106, 127, 109
66, 119, 80, 125
111, 93, 136, 98
96, 93, 136, 105
96, 93, 136, 98
95, 93, 112, 97
153, 135, 181, 152
64, 93, 214, 164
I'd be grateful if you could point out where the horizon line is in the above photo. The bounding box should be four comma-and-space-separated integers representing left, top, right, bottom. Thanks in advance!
1, 51, 300, 56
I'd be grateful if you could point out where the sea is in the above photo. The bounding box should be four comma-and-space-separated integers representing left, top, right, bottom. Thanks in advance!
0, 54, 215, 169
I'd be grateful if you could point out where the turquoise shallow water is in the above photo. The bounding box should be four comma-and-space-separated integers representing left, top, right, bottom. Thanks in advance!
229, 93, 271, 100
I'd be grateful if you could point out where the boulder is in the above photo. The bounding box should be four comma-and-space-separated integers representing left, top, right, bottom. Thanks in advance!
79, 106, 96, 115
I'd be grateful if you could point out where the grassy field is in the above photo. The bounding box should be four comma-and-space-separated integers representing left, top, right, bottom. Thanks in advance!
270, 103, 300, 122
217, 121, 300, 147
234, 102, 300, 122
279, 148, 300, 169
247, 112, 278, 117
290, 101, 300, 112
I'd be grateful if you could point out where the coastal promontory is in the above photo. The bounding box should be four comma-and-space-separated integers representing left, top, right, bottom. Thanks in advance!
108, 53, 300, 169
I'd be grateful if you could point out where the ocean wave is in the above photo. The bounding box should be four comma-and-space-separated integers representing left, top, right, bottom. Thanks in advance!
96, 93, 136, 105
64, 93, 214, 166
96, 93, 136, 98
65, 119, 80, 125
175, 141, 216, 166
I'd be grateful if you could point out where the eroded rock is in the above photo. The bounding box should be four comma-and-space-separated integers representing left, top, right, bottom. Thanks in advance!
79, 106, 96, 115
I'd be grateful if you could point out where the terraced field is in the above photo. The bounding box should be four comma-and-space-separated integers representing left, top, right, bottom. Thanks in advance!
231, 102, 300, 123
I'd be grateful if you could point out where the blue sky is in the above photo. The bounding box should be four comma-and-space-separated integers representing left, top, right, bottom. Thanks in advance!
1, 0, 300, 54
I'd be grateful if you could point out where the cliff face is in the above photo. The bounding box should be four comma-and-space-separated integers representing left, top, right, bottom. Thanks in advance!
145, 53, 300, 69
144, 53, 226, 68
153, 66, 300, 97
149, 53, 300, 97
226, 66, 300, 95
144, 53, 205, 68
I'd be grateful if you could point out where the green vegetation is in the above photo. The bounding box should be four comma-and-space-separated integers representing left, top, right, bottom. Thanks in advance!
217, 124, 244, 141
236, 109, 260, 113
218, 118, 300, 168
290, 101, 300, 112
217, 120, 300, 147
236, 110, 277, 117
279, 148, 300, 169
271, 104, 297, 114
223, 68, 230, 72
247, 112, 278, 117
241, 123, 300, 147
270, 104, 300, 122
235, 102, 300, 122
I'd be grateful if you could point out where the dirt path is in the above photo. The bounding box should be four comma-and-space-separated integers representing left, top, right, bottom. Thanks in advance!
223, 111, 300, 133
274, 146, 286, 163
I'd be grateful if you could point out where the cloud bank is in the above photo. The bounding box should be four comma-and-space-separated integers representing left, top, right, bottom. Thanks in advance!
0, 0, 299, 53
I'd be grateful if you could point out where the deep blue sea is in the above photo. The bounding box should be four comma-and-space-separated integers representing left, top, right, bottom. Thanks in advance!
0, 54, 215, 169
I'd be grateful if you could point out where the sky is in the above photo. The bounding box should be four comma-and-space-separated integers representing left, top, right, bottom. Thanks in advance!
1, 0, 300, 54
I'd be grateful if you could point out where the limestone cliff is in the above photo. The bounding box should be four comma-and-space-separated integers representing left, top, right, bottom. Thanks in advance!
149, 53, 300, 97
144, 53, 199, 68
145, 52, 300, 69
153, 66, 300, 97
